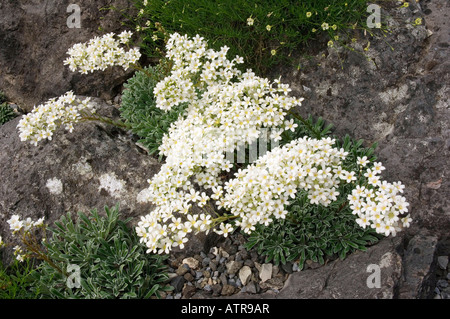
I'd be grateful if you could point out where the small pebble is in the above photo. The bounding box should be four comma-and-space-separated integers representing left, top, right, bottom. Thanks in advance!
204, 284, 212, 292
437, 279, 448, 289
184, 273, 194, 282
437, 256, 449, 270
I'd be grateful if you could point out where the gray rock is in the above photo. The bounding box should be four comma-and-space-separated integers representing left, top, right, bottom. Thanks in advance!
272, 238, 403, 299
195, 271, 203, 280
182, 284, 197, 299
259, 276, 285, 291
176, 264, 190, 276
244, 282, 258, 294
244, 259, 254, 268
203, 285, 212, 292
0, 100, 161, 265
210, 247, 219, 256
211, 284, 222, 297
219, 273, 228, 286
228, 278, 236, 287
239, 265, 252, 286
441, 288, 450, 299
201, 257, 210, 267
219, 247, 230, 258
183, 257, 200, 270
305, 260, 322, 270
437, 256, 449, 270
209, 261, 218, 272
183, 273, 194, 282
226, 260, 243, 276
0, 1, 136, 112
281, 262, 294, 274
221, 284, 236, 296
259, 264, 273, 282
170, 276, 186, 293
399, 234, 439, 299
437, 280, 449, 289
217, 264, 226, 274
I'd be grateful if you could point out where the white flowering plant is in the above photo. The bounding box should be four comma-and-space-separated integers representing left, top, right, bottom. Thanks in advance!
63, 31, 141, 74
246, 117, 411, 267
130, 33, 411, 258
3, 214, 57, 268
12, 29, 412, 270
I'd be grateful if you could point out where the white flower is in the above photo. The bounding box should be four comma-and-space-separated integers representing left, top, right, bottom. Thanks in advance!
118, 30, 133, 44
357, 156, 369, 167
133, 33, 410, 253
33, 217, 45, 227
401, 215, 412, 228
348, 171, 411, 238
215, 223, 234, 237
373, 162, 385, 174
343, 171, 357, 183
64, 31, 141, 74
356, 214, 370, 229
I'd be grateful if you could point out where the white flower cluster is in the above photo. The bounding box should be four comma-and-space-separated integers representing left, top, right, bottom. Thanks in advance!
64, 31, 141, 74
17, 91, 95, 146
136, 33, 303, 254
221, 137, 349, 234
6, 215, 45, 262
7, 215, 45, 234
349, 159, 411, 236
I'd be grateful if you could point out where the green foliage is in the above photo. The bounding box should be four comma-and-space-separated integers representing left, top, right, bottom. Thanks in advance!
120, 64, 187, 158
35, 205, 171, 299
245, 115, 382, 268
132, 0, 379, 74
0, 259, 41, 299
0, 91, 6, 104
0, 103, 16, 125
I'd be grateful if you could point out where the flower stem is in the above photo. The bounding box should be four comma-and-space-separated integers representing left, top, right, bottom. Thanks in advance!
80, 111, 130, 130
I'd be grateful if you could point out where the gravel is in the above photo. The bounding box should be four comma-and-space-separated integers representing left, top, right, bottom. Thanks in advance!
433, 255, 450, 299
162, 231, 293, 298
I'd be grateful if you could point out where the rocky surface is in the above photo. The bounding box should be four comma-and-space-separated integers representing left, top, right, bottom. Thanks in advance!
0, 0, 448, 299
0, 0, 136, 112
264, 0, 449, 299
160, 232, 292, 299
0, 99, 159, 265
277, 0, 449, 238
